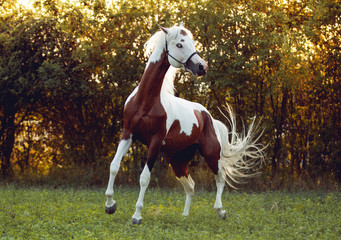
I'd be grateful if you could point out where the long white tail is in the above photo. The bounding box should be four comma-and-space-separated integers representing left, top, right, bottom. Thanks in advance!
214, 105, 265, 188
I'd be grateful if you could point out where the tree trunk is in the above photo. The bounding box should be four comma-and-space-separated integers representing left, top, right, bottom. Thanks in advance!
271, 88, 288, 178
0, 114, 16, 179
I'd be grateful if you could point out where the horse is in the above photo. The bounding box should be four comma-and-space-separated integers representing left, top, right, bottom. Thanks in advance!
104, 23, 264, 225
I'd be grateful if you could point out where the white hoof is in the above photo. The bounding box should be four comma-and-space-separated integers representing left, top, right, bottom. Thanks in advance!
217, 209, 226, 220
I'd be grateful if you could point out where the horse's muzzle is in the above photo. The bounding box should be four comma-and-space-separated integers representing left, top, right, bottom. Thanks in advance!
186, 61, 207, 76
197, 63, 207, 76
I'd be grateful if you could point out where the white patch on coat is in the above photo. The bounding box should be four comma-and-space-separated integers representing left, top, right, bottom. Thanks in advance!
160, 90, 207, 136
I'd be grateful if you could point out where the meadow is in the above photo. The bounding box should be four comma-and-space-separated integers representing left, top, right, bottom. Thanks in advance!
1, 185, 340, 240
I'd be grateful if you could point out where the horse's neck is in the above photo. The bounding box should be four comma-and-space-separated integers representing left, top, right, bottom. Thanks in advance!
136, 51, 170, 103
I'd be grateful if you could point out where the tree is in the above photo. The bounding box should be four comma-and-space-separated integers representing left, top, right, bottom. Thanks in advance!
0, 12, 57, 177
0, 0, 340, 188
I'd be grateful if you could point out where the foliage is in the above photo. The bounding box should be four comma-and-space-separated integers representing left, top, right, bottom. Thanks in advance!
0, 185, 340, 239
0, 0, 340, 189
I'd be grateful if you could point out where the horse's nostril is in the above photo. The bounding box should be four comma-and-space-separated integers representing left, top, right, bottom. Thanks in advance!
199, 64, 204, 71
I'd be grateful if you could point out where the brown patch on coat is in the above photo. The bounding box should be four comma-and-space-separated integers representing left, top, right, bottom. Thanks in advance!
180, 30, 187, 36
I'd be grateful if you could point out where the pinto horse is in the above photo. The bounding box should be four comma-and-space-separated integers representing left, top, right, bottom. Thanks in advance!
105, 23, 264, 225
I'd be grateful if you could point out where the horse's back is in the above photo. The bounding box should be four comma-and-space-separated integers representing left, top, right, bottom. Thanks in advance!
161, 94, 207, 134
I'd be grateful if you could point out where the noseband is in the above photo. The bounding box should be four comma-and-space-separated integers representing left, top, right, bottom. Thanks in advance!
165, 37, 198, 72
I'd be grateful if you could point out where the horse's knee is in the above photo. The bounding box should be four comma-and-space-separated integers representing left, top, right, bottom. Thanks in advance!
178, 175, 195, 196
110, 162, 119, 176
215, 171, 225, 185
139, 166, 151, 187
187, 180, 195, 196
187, 187, 195, 197
185, 183, 195, 196
140, 175, 150, 187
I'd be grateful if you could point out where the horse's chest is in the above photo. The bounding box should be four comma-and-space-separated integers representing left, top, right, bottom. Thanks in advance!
124, 99, 167, 145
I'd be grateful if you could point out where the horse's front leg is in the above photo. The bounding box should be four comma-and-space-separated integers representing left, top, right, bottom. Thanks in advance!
131, 164, 150, 225
105, 133, 132, 214
131, 136, 162, 225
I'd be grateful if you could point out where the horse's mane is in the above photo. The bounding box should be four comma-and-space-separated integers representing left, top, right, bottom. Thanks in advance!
144, 30, 165, 59
143, 26, 192, 96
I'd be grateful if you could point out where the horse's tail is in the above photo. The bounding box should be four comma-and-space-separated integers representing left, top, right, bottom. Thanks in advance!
213, 105, 265, 188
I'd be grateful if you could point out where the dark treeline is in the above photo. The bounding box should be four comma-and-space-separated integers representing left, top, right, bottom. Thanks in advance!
0, 0, 340, 190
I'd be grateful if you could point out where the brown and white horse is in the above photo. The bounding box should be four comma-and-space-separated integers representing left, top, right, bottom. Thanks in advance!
105, 23, 264, 224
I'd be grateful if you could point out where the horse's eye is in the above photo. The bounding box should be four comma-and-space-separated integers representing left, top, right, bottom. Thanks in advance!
176, 43, 183, 48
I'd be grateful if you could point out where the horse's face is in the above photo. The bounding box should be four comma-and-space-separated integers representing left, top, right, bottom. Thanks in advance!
160, 24, 208, 77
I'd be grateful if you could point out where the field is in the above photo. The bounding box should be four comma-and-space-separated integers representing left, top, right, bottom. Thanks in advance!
1, 185, 340, 240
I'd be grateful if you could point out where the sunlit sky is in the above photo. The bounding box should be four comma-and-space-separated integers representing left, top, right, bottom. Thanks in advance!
17, 0, 66, 9
17, 0, 291, 10
17, 0, 115, 9
17, 0, 34, 9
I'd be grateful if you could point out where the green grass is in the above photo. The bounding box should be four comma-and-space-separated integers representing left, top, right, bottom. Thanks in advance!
0, 185, 340, 240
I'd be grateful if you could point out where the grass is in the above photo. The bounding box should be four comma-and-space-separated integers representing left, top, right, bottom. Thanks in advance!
0, 184, 340, 240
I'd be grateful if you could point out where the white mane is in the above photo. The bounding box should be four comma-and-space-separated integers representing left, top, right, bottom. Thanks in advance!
144, 30, 165, 60
144, 27, 191, 96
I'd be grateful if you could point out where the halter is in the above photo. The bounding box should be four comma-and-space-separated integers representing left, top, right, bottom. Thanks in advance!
165, 37, 198, 72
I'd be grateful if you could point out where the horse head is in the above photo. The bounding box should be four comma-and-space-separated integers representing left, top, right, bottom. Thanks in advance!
159, 23, 208, 77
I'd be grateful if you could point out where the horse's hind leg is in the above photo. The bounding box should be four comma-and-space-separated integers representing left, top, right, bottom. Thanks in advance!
177, 175, 195, 216
105, 133, 132, 214
197, 111, 226, 219
170, 145, 197, 216
214, 169, 227, 219
203, 153, 227, 219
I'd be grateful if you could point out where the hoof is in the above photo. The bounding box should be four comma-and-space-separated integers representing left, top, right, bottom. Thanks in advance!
221, 212, 227, 220
131, 218, 142, 225
105, 202, 117, 214
217, 209, 226, 220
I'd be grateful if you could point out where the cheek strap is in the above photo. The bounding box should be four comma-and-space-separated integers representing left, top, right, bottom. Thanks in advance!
165, 37, 198, 71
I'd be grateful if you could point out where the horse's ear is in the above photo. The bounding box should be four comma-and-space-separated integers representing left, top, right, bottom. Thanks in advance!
159, 24, 169, 34
179, 21, 184, 28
